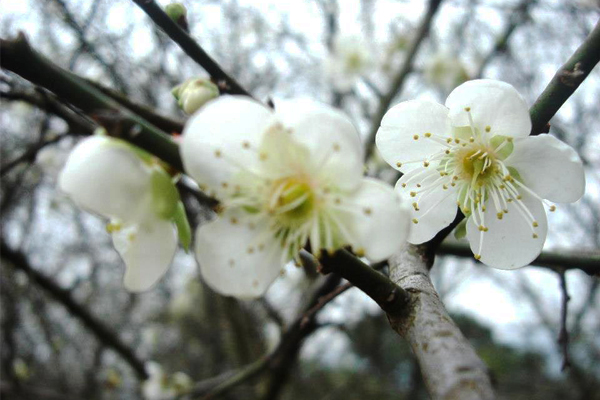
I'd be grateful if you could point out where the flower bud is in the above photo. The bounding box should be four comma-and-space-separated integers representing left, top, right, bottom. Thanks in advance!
172, 78, 219, 114
165, 3, 188, 31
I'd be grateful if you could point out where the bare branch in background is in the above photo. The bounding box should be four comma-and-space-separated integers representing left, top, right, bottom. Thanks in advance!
557, 270, 572, 371
0, 240, 149, 380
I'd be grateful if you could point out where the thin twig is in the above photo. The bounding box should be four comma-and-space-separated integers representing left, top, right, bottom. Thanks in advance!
437, 242, 600, 276
529, 20, 600, 135
131, 0, 254, 98
0, 239, 149, 380
300, 282, 353, 328
557, 269, 572, 371
363, 0, 444, 162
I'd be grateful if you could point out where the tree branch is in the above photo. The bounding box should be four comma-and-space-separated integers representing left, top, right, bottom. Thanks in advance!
0, 239, 148, 380
1, 33, 183, 171
437, 242, 600, 276
387, 244, 495, 400
364, 0, 443, 161
131, 0, 254, 98
529, 20, 600, 135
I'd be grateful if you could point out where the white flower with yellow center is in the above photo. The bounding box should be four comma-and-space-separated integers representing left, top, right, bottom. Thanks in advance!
181, 96, 410, 298
59, 135, 191, 291
376, 79, 585, 269
325, 35, 373, 92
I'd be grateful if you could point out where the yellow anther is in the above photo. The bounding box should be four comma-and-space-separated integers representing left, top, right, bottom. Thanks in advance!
242, 141, 250, 149
363, 207, 372, 215
455, 138, 460, 144
445, 150, 450, 154
259, 152, 268, 161
396, 162, 402, 168
355, 248, 366, 257
334, 198, 341, 205
507, 137, 513, 142
482, 206, 486, 211
105, 222, 122, 233
230, 217, 238, 224
485, 126, 491, 132
497, 212, 503, 220
412, 218, 419, 224
446, 138, 452, 144
478, 225, 485, 231
413, 134, 419, 140
452, 176, 458, 181
423, 161, 430, 167
532, 221, 539, 228
247, 247, 255, 254
451, 182, 456, 187
214, 149, 222, 158
474, 254, 481, 260
401, 183, 407, 188
532, 233, 538, 239
499, 184, 506, 189
517, 195, 522, 200
416, 183, 421, 188
443, 184, 448, 190
464, 107, 471, 112
221, 182, 229, 188
549, 205, 556, 212
410, 191, 417, 197
469, 137, 475, 143
425, 132, 432, 138
333, 143, 341, 152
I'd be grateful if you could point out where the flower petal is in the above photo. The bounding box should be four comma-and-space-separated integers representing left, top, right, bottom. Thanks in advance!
194, 213, 286, 298
505, 134, 585, 203
59, 136, 152, 222
275, 99, 364, 190
446, 79, 531, 138
113, 219, 178, 292
180, 96, 273, 197
376, 100, 452, 173
395, 168, 458, 244
345, 178, 410, 261
466, 192, 547, 269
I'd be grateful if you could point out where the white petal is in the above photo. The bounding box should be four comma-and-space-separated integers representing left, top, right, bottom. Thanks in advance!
505, 135, 585, 203
275, 99, 364, 191
376, 100, 452, 173
395, 168, 458, 244
58, 136, 153, 222
466, 192, 547, 270
180, 96, 273, 197
194, 213, 286, 298
113, 219, 178, 292
345, 178, 410, 262
446, 79, 531, 138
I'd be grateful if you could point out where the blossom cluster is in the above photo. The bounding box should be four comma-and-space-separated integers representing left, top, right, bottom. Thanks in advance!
58, 79, 584, 298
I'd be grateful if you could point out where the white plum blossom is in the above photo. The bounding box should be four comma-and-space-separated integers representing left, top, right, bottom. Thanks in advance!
142, 362, 192, 400
181, 96, 410, 298
424, 53, 470, 93
172, 78, 219, 114
325, 35, 373, 92
376, 79, 585, 269
59, 135, 191, 291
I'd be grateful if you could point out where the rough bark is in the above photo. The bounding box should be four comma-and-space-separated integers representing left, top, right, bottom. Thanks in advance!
388, 244, 495, 400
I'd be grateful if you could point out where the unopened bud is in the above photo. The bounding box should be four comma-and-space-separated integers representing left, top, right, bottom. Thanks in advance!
172, 78, 219, 114
165, 3, 188, 32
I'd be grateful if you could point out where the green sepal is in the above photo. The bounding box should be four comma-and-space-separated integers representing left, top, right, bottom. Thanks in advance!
454, 219, 467, 240
173, 201, 192, 252
150, 168, 180, 220
490, 135, 514, 160
507, 166, 524, 183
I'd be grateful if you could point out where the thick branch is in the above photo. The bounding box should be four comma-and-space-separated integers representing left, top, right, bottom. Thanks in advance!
0, 240, 148, 379
388, 244, 495, 400
529, 20, 600, 135
131, 0, 254, 98
1, 33, 183, 171
437, 242, 600, 276
319, 249, 410, 316
364, 0, 443, 161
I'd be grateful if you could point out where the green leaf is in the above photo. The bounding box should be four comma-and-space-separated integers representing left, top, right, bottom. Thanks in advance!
454, 219, 467, 240
173, 201, 192, 252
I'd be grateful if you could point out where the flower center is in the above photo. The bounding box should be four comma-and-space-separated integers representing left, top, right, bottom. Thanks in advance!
268, 177, 315, 225
457, 145, 496, 189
